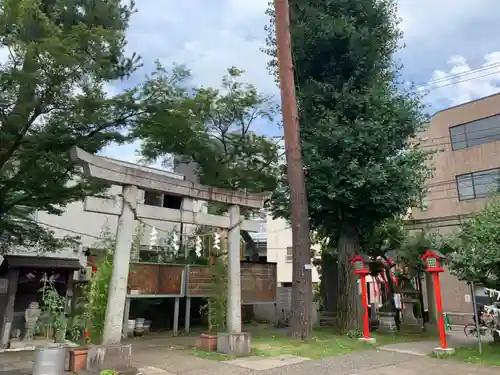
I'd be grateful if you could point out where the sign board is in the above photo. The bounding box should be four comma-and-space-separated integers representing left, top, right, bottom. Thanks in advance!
0, 279, 8, 294
464, 294, 471, 303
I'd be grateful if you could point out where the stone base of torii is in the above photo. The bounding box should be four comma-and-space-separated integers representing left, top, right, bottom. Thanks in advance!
70, 147, 269, 364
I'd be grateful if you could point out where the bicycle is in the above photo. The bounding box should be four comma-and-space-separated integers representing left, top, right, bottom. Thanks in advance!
463, 315, 496, 337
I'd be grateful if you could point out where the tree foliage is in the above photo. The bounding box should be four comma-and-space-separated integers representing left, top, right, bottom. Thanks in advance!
265, 0, 430, 329
448, 196, 500, 288
0, 0, 142, 252
133, 65, 282, 253
134, 66, 281, 193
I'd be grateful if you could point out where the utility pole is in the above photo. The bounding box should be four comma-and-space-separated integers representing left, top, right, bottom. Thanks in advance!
274, 0, 312, 339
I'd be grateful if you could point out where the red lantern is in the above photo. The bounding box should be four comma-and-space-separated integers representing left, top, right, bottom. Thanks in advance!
421, 249, 445, 273
351, 254, 370, 275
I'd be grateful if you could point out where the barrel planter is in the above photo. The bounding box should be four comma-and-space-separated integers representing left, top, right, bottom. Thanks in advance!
33, 346, 67, 375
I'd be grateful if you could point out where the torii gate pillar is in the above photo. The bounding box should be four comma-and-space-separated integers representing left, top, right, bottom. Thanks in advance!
102, 184, 137, 344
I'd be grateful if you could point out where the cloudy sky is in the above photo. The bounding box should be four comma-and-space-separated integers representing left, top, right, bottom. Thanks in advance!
102, 0, 500, 163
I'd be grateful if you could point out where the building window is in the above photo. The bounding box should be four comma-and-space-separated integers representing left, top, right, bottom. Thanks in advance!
286, 247, 293, 263
143, 190, 182, 209
450, 114, 500, 150
456, 168, 500, 200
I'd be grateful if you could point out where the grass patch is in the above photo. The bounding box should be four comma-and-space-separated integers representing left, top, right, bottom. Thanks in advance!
432, 343, 500, 366
190, 327, 436, 361
372, 330, 437, 346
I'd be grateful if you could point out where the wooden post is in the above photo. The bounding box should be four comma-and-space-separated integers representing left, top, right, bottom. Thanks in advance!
274, 0, 312, 338
1, 269, 19, 348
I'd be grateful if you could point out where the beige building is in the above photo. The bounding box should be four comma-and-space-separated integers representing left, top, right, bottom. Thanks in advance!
408, 92, 500, 321
266, 213, 321, 285
411, 92, 500, 223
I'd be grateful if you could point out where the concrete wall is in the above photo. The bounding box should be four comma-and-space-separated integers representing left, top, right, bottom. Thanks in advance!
266, 213, 321, 284
6, 163, 187, 266
408, 94, 500, 323
252, 287, 319, 327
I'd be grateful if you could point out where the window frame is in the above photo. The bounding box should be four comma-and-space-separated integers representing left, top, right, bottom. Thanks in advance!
286, 247, 293, 263
449, 114, 500, 151
456, 168, 500, 201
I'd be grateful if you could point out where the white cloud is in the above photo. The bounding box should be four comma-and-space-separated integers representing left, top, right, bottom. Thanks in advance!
422, 52, 500, 108
3, 1, 500, 164
397, 0, 497, 41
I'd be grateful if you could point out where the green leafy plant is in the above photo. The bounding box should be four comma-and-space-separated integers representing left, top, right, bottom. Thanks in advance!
38, 275, 68, 342
100, 370, 118, 375
345, 328, 362, 339
200, 255, 228, 332
80, 256, 113, 344
75, 228, 115, 344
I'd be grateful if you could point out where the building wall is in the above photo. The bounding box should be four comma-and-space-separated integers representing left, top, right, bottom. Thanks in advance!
413, 93, 500, 220
410, 93, 500, 320
7, 163, 187, 266
266, 213, 321, 284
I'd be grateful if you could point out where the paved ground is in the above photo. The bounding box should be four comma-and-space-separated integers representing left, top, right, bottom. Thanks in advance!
0, 330, 496, 375
379, 327, 490, 356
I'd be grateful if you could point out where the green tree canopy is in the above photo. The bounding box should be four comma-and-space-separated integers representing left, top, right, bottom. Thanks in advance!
0, 0, 142, 252
265, 0, 430, 329
134, 66, 281, 193
448, 196, 500, 288
132, 66, 282, 253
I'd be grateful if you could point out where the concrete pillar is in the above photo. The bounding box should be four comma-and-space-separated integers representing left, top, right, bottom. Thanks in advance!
122, 298, 131, 338
102, 185, 138, 345
173, 297, 180, 336
227, 205, 242, 333
185, 297, 191, 333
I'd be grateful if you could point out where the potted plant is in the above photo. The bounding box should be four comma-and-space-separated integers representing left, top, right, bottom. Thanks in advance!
66, 315, 87, 373
198, 256, 227, 351
38, 275, 69, 343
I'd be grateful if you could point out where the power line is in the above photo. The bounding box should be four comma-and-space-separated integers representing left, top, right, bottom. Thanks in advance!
416, 61, 500, 89
421, 70, 500, 92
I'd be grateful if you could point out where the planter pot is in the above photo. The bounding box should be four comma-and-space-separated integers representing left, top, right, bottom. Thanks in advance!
199, 333, 217, 351
135, 318, 145, 336
68, 348, 88, 373
33, 346, 67, 375
127, 320, 135, 337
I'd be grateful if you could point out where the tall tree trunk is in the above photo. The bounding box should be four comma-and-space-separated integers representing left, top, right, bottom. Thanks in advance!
336, 223, 361, 332
320, 254, 338, 312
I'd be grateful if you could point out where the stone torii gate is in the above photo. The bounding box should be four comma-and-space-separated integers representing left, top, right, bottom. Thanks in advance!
70, 147, 269, 351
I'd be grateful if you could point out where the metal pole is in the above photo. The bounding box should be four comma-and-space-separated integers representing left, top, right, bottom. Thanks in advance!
469, 281, 482, 354
274, 0, 312, 338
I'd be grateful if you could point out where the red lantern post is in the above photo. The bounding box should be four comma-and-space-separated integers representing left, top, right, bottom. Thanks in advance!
350, 254, 376, 344
421, 249, 455, 355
